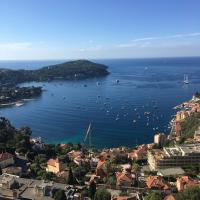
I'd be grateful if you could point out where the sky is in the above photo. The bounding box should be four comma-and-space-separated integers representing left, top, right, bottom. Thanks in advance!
0, 0, 200, 60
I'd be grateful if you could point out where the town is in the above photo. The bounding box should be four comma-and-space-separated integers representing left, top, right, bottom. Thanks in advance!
1, 93, 200, 200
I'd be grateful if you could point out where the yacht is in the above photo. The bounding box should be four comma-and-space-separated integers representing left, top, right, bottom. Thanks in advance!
183, 74, 189, 84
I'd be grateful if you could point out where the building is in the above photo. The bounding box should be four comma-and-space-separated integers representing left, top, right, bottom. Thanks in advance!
148, 144, 200, 170
175, 121, 182, 138
2, 166, 22, 176
157, 167, 185, 177
128, 145, 147, 161
0, 173, 82, 200
0, 152, 14, 169
46, 158, 63, 174
68, 150, 83, 160
164, 194, 176, 200
146, 176, 169, 190
95, 157, 106, 180
116, 171, 135, 187
176, 111, 188, 122
176, 176, 199, 191
194, 128, 200, 142
154, 133, 167, 146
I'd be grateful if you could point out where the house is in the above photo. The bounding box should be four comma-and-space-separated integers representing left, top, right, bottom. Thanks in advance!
0, 152, 14, 169
154, 133, 167, 146
116, 171, 135, 187
164, 194, 176, 200
176, 176, 199, 191
146, 176, 169, 190
68, 150, 82, 160
46, 158, 63, 174
128, 145, 147, 161
30, 137, 44, 151
96, 157, 106, 179
0, 173, 81, 200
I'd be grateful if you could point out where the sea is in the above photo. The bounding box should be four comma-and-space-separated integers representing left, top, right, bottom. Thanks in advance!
0, 57, 200, 148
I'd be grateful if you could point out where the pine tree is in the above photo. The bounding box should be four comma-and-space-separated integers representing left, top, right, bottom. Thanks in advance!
89, 181, 96, 199
67, 167, 74, 185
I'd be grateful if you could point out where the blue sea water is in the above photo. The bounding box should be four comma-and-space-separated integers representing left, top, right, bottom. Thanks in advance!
0, 57, 200, 148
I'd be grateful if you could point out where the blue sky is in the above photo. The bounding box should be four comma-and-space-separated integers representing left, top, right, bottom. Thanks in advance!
0, 0, 200, 60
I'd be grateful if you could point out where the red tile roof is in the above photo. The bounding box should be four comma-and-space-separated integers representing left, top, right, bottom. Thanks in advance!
47, 158, 59, 167
146, 176, 169, 190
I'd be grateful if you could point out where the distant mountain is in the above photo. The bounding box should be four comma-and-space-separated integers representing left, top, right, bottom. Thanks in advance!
0, 60, 109, 85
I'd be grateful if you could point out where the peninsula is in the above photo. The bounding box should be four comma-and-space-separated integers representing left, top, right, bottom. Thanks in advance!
0, 60, 109, 85
0, 60, 109, 107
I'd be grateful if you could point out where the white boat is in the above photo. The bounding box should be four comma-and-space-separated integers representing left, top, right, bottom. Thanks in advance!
15, 102, 24, 107
183, 74, 189, 84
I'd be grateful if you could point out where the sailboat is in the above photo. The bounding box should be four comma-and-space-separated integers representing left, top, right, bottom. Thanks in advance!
83, 123, 92, 147
183, 74, 189, 84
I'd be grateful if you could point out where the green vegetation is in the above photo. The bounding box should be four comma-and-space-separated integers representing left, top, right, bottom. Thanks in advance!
0, 60, 109, 85
68, 167, 75, 185
89, 181, 96, 199
181, 112, 200, 137
0, 86, 42, 105
144, 191, 162, 200
54, 189, 67, 200
176, 186, 200, 200
119, 190, 129, 196
94, 188, 111, 200
0, 117, 32, 153
194, 92, 200, 99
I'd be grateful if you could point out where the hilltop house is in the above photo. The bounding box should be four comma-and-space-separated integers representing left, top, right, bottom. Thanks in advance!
176, 176, 199, 191
46, 158, 65, 174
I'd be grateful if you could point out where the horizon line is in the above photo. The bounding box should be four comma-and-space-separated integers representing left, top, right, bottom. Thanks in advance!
0, 55, 200, 62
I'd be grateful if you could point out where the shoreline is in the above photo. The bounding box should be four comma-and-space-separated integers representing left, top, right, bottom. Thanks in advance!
0, 98, 34, 108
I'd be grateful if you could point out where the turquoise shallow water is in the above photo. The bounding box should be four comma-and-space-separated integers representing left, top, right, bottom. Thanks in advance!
0, 57, 200, 148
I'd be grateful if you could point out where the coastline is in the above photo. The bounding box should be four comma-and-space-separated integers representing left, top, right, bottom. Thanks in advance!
0, 98, 34, 108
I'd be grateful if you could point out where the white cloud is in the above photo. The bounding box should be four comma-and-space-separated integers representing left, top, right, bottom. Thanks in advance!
0, 42, 32, 50
116, 32, 200, 48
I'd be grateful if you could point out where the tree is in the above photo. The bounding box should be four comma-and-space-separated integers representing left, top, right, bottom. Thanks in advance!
89, 181, 96, 199
176, 186, 200, 200
94, 188, 111, 200
67, 167, 75, 185
144, 192, 162, 200
54, 189, 67, 200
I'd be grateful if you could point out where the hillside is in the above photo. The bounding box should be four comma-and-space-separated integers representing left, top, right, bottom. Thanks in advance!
0, 60, 109, 85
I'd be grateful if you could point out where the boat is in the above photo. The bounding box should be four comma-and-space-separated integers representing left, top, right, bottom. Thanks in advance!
183, 74, 189, 84
15, 102, 24, 107
133, 120, 136, 123
84, 123, 92, 147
